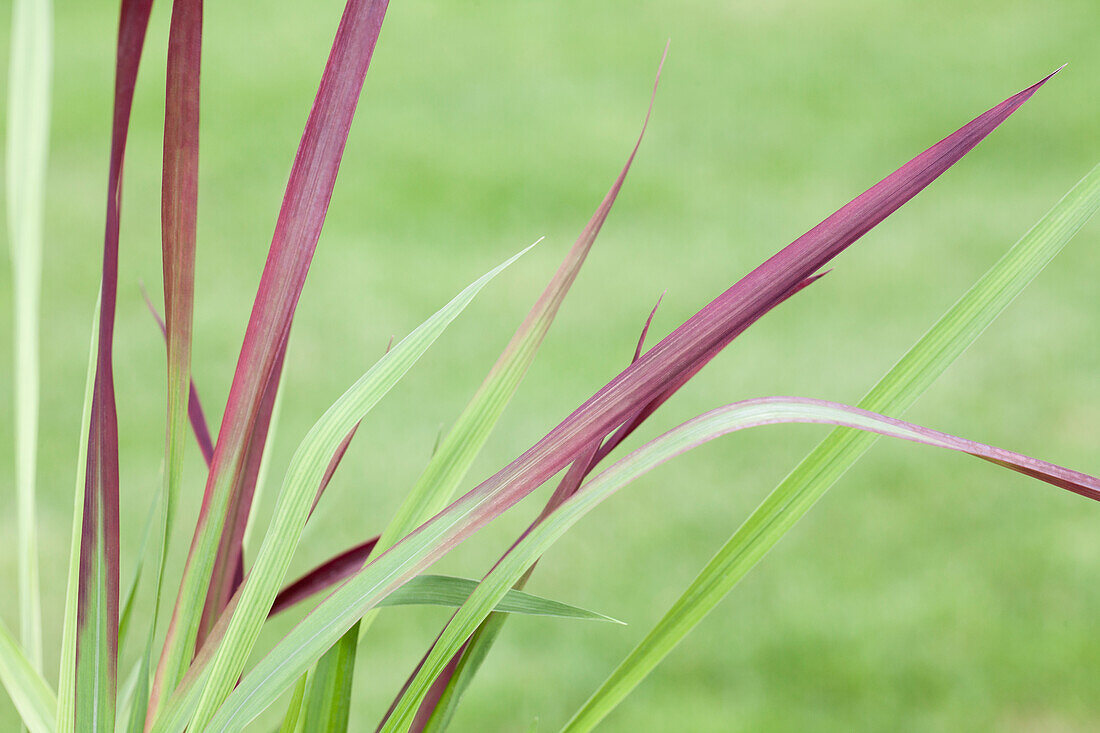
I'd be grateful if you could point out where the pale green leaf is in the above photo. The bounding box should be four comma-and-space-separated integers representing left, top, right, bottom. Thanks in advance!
6, 0, 52, 675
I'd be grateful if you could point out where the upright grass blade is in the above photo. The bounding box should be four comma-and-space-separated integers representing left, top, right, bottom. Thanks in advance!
383, 397, 1100, 732
154, 244, 532, 733
150, 1, 392, 717
0, 617, 55, 733
76, 2, 154, 730
128, 2, 203, 730
563, 161, 1100, 731
202, 72, 1057, 730
57, 290, 101, 733
278, 675, 308, 733
6, 0, 51, 675
307, 40, 669, 733
301, 628, 356, 732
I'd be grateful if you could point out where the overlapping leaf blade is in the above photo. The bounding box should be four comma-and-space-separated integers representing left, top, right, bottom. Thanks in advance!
75, 2, 154, 729
204, 71, 1057, 732
150, 0, 391, 719
152, 244, 531, 732
383, 396, 1100, 731
562, 160, 1100, 731
128, 2, 203, 730
302, 42, 669, 733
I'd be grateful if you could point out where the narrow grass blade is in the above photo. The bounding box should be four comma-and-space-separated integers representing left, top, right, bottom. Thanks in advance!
57, 289, 100, 733
278, 675, 308, 733
6, 0, 52, 674
563, 161, 1100, 730
0, 617, 55, 733
159, 244, 531, 732
275, 419, 358, 733
141, 288, 214, 465
301, 628, 356, 732
383, 397, 1100, 731
76, 2, 154, 729
128, 2, 203, 730
151, 1, 392, 713
202, 74, 1057, 730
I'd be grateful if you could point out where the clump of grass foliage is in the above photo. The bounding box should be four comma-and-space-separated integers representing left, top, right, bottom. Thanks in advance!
4, 1, 1100, 731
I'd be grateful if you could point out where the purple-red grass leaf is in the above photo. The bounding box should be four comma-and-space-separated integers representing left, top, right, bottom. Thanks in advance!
150, 0, 391, 715
74, 2, 153, 730
232, 71, 1057, 731
130, 3, 203, 731
403, 70, 1059, 552
269, 536, 380, 617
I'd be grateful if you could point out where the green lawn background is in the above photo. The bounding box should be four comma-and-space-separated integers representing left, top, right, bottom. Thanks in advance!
1, 0, 1099, 730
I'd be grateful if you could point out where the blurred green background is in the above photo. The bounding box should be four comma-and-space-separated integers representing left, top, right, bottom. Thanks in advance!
2, 0, 1099, 729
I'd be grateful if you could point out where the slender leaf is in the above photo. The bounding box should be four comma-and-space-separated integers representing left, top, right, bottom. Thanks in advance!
563, 160, 1100, 730
278, 675, 308, 733
76, 2, 154, 729
127, 2, 203, 731
301, 628, 356, 732
204, 72, 1057, 731
6, 0, 51, 675
57, 288, 101, 733
158, 244, 532, 732
151, 1, 392, 714
0, 617, 55, 733
383, 397, 1100, 731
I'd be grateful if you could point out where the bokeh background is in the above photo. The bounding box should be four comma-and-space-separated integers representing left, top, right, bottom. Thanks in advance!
2, 0, 1099, 729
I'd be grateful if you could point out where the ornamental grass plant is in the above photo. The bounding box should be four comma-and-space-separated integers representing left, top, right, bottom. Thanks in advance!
4, 1, 1100, 731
